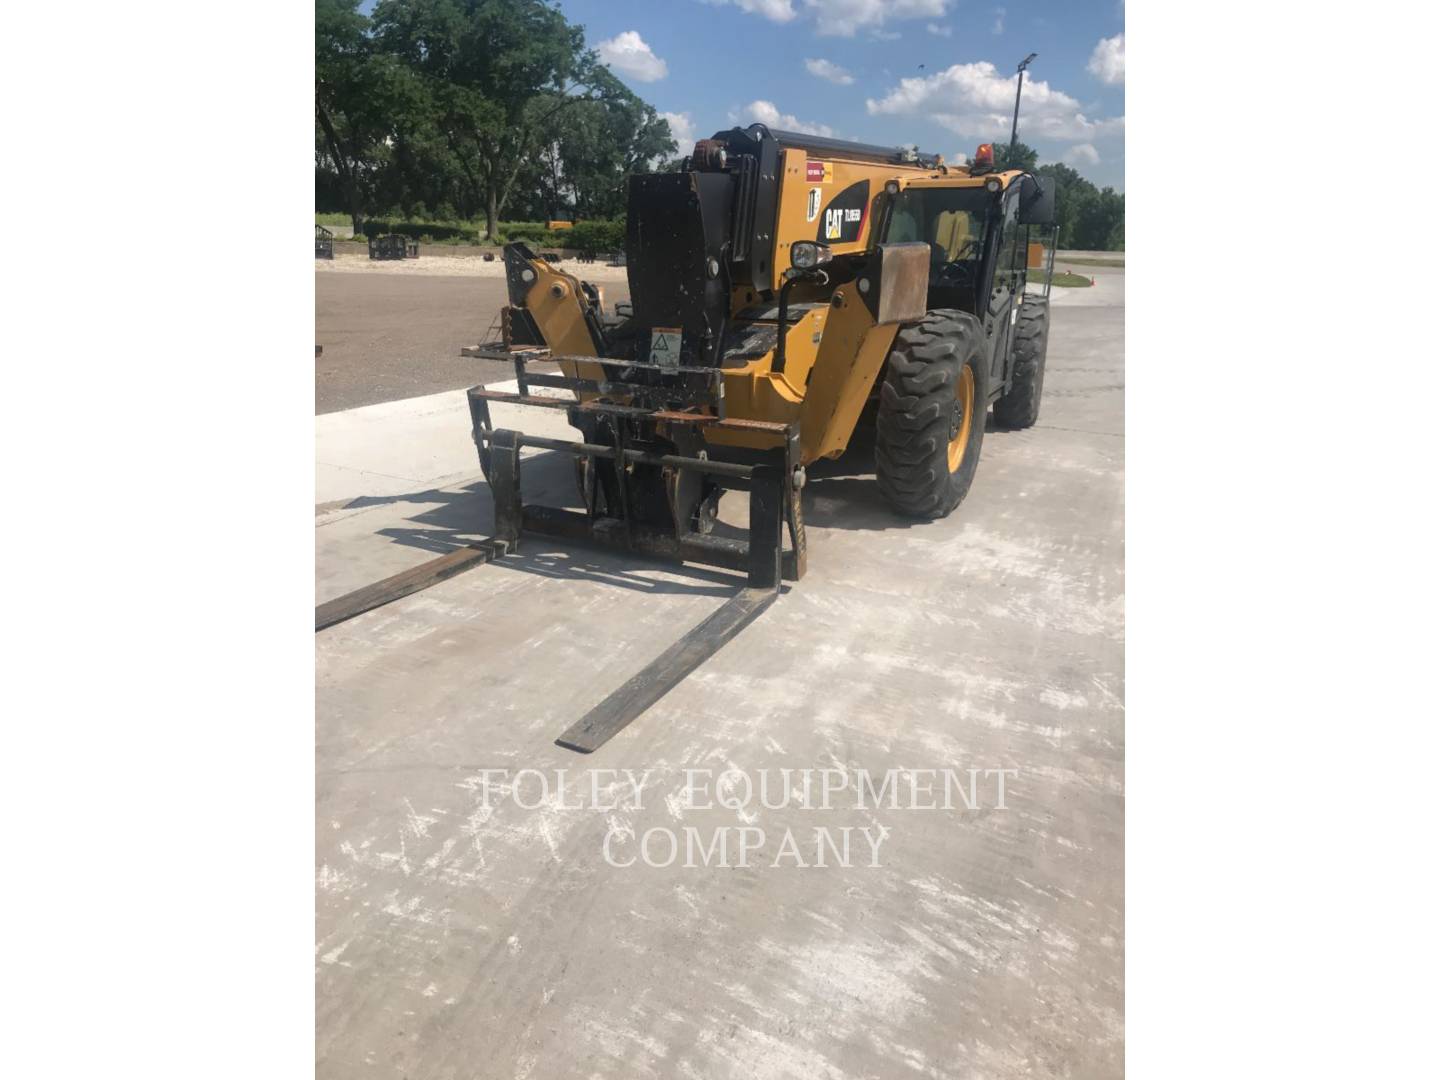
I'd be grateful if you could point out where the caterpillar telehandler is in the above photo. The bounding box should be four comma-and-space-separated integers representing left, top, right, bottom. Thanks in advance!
317, 125, 1058, 752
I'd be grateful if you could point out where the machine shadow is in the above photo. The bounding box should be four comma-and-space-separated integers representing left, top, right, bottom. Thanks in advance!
793, 407, 1012, 533
330, 409, 1004, 575
338, 402, 1009, 585
790, 419, 915, 533
344, 451, 744, 599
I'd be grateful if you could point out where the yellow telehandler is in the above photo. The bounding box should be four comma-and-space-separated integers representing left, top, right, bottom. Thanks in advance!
318, 125, 1058, 752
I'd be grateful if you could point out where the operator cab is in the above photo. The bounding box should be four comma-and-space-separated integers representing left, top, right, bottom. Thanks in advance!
877, 144, 1056, 388
885, 184, 1000, 316
880, 145, 1054, 325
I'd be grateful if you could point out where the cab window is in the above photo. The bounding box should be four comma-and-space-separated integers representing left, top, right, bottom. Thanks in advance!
995, 191, 1024, 294
933, 209, 976, 261
883, 186, 998, 314
884, 187, 991, 271
887, 202, 923, 243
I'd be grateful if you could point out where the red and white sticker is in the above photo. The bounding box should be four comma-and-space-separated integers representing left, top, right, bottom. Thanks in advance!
805, 160, 832, 183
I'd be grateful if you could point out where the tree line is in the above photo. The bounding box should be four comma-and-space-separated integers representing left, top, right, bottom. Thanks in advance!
996, 143, 1125, 251
316, 0, 676, 237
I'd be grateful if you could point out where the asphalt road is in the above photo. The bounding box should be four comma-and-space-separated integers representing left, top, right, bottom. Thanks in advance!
315, 272, 1125, 1078
315, 273, 631, 415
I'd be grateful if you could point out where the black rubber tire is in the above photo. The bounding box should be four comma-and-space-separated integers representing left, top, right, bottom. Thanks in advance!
992, 295, 1050, 430
875, 309, 988, 519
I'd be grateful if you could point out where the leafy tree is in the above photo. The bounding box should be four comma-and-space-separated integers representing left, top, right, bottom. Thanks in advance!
542, 69, 676, 219
371, 0, 598, 239
315, 0, 400, 232
1105, 213, 1124, 252
1033, 161, 1122, 251
1035, 162, 1083, 248
996, 140, 1124, 252
994, 140, 1039, 172
1076, 187, 1124, 251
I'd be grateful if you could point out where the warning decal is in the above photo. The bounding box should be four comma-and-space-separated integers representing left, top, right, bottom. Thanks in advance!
805, 160, 833, 184
806, 187, 822, 222
649, 326, 682, 371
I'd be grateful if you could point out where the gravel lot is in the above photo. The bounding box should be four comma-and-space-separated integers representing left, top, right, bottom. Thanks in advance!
315, 267, 630, 414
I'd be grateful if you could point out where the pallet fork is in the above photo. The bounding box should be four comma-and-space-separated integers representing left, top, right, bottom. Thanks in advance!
316, 345, 806, 753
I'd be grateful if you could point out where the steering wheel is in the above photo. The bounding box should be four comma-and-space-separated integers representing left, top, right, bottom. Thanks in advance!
940, 257, 974, 285
949, 237, 978, 262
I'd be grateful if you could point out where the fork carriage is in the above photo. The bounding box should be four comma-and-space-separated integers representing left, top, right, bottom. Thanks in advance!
465, 342, 807, 591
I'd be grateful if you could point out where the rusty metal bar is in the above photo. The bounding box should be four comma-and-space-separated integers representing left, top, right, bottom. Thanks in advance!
466, 386, 789, 435
517, 372, 723, 408
468, 345, 732, 378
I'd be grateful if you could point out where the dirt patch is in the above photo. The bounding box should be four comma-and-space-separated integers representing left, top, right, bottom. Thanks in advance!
315, 270, 630, 414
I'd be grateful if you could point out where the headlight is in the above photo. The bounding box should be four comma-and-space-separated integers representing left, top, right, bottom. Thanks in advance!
985, 176, 1002, 194
790, 241, 834, 270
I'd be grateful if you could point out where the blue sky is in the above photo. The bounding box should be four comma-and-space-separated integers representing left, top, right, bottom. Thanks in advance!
564, 0, 1124, 190
357, 1, 1125, 190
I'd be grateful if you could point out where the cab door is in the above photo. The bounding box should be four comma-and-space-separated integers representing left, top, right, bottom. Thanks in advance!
984, 189, 1024, 388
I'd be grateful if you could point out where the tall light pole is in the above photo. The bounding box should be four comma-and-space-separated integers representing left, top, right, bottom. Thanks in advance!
1010, 53, 1038, 161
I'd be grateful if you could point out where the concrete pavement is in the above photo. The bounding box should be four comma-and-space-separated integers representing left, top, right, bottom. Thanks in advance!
315, 272, 1124, 1078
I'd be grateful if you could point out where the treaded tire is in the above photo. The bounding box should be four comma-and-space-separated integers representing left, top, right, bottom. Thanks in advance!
875, 309, 988, 519
992, 295, 1050, 430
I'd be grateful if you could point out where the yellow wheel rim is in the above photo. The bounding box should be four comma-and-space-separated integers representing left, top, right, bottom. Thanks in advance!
947, 365, 975, 472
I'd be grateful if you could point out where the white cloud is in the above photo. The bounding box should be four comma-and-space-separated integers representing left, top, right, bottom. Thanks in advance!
659, 111, 697, 150
708, 0, 797, 22
1064, 143, 1100, 166
992, 7, 1005, 34
805, 58, 855, 85
1088, 33, 1124, 85
866, 61, 1124, 142
926, 23, 952, 37
715, 0, 949, 37
735, 100, 835, 138
596, 31, 668, 83
815, 0, 949, 37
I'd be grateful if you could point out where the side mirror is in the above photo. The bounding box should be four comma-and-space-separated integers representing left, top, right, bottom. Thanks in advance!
1018, 175, 1055, 226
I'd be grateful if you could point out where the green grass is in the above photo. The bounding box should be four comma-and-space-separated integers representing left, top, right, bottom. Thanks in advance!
1054, 255, 1124, 268
1049, 271, 1096, 288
